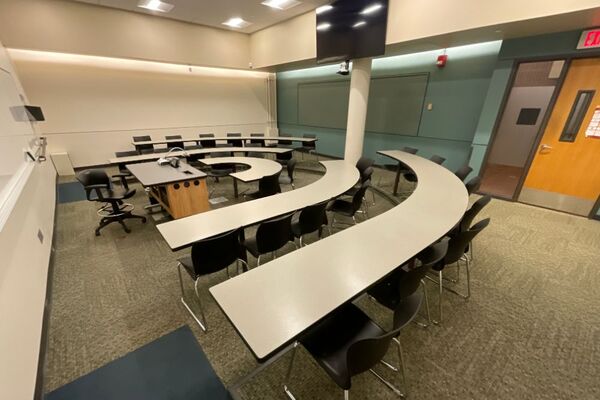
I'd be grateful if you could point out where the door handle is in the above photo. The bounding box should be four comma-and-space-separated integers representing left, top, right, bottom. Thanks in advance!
540, 144, 553, 153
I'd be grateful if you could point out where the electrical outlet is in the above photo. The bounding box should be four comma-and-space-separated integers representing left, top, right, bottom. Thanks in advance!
37, 229, 44, 244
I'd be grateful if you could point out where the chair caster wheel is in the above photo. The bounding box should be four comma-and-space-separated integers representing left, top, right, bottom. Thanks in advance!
95, 230, 101, 236
125, 228, 132, 233
142, 217, 147, 223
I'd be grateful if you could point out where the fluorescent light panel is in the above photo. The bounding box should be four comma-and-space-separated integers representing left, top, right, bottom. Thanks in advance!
316, 4, 333, 14
222, 17, 252, 29
261, 0, 302, 10
360, 3, 383, 15
138, 0, 174, 13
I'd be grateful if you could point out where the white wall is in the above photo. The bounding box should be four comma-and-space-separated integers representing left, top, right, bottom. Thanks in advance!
0, 40, 56, 400
11, 53, 273, 167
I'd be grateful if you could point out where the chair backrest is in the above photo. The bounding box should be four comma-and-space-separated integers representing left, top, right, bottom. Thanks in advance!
190, 229, 243, 276
445, 218, 490, 264
199, 133, 216, 148
459, 195, 491, 232
465, 176, 481, 195
279, 133, 293, 145
303, 134, 316, 149
227, 132, 243, 147
297, 200, 329, 235
133, 135, 154, 154
429, 155, 446, 165
402, 146, 418, 154
360, 166, 374, 184
255, 213, 294, 254
247, 152, 265, 158
286, 159, 297, 182
250, 133, 265, 146
115, 151, 138, 173
259, 171, 282, 197
355, 157, 374, 173
165, 135, 184, 149
352, 180, 371, 213
76, 169, 110, 201
454, 165, 473, 182
276, 151, 293, 163
398, 240, 449, 297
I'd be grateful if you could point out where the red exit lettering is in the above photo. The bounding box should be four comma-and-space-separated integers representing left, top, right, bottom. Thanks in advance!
584, 30, 600, 48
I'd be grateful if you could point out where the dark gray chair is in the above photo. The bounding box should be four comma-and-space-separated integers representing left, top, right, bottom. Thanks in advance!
114, 151, 137, 176
278, 159, 297, 189
454, 165, 473, 182
245, 171, 282, 200
276, 151, 293, 165
133, 135, 156, 155
291, 200, 330, 247
328, 180, 371, 228
294, 134, 317, 161
227, 133, 243, 147
165, 134, 184, 150
76, 169, 146, 236
465, 176, 481, 195
177, 228, 248, 332
279, 133, 293, 147
249, 133, 265, 147
198, 133, 217, 148
243, 213, 297, 266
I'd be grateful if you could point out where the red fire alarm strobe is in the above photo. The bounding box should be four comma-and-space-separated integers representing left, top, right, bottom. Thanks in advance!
437, 54, 448, 68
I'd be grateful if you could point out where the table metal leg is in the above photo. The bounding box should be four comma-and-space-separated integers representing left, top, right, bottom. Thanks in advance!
393, 161, 401, 196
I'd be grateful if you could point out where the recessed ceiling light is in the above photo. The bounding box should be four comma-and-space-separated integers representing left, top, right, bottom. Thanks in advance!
360, 3, 383, 15
261, 0, 302, 10
316, 5, 333, 14
138, 0, 174, 13
222, 17, 252, 29
353, 21, 366, 28
316, 22, 331, 31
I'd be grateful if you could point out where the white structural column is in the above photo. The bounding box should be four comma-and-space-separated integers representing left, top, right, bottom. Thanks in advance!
344, 57, 372, 164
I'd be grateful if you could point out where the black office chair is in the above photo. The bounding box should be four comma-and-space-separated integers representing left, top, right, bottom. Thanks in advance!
227, 133, 243, 147
294, 134, 317, 161
284, 301, 413, 400
165, 134, 185, 150
278, 159, 297, 189
454, 165, 473, 182
198, 133, 217, 148
243, 213, 297, 266
276, 151, 293, 165
245, 171, 282, 200
249, 133, 265, 147
291, 200, 330, 247
133, 135, 156, 155
328, 180, 370, 228
427, 218, 490, 324
465, 176, 481, 195
177, 229, 248, 332
76, 169, 146, 236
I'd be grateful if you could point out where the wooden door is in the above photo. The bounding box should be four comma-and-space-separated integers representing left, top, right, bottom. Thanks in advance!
520, 58, 600, 216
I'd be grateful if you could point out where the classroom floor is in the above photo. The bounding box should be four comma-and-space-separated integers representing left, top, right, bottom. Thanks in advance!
45, 156, 600, 400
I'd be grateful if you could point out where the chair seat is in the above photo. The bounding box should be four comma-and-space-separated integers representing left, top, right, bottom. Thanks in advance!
327, 199, 354, 216
177, 256, 197, 279
300, 303, 385, 390
403, 172, 417, 183
99, 188, 136, 201
185, 144, 203, 150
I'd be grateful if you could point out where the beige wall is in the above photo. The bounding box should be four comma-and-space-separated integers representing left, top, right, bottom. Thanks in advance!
12, 53, 272, 167
249, 0, 600, 68
0, 0, 250, 70
0, 40, 56, 400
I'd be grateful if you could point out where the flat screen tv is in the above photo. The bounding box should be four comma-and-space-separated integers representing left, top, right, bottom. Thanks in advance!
316, 0, 389, 64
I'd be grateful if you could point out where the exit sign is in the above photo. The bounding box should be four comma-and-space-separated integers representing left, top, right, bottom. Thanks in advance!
577, 28, 600, 49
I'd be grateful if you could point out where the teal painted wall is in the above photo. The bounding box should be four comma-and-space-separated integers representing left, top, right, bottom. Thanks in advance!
277, 41, 502, 171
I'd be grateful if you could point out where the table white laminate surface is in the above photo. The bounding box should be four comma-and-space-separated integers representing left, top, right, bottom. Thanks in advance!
209, 151, 469, 360
108, 147, 292, 165
132, 136, 317, 146
157, 160, 359, 250
126, 161, 206, 187
200, 157, 282, 182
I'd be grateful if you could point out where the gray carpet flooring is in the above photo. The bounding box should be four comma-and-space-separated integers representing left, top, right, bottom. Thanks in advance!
44, 157, 600, 399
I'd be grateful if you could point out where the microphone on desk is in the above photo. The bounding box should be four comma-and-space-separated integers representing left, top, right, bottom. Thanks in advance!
157, 147, 189, 168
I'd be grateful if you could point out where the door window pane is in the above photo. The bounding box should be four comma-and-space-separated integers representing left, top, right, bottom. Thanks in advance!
560, 90, 595, 142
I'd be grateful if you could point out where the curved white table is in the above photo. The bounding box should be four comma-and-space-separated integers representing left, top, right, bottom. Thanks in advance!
200, 157, 282, 183
209, 150, 469, 360
132, 136, 317, 147
157, 160, 359, 251
108, 147, 292, 165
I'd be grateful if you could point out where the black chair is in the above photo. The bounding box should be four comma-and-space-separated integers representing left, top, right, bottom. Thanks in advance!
165, 134, 185, 150
427, 219, 490, 324
294, 134, 317, 161
381, 146, 419, 195
198, 133, 217, 148
459, 195, 492, 262
284, 301, 412, 400
249, 133, 265, 147
465, 176, 481, 195
245, 171, 282, 200
76, 169, 146, 236
356, 156, 374, 174
278, 158, 297, 189
133, 135, 156, 155
203, 152, 235, 189
276, 151, 293, 165
243, 213, 297, 266
291, 200, 330, 247
114, 151, 137, 176
344, 166, 375, 216
454, 165, 473, 182
328, 180, 370, 228
400, 154, 446, 193
227, 133, 243, 147
177, 229, 248, 332
279, 133, 293, 147
429, 155, 446, 165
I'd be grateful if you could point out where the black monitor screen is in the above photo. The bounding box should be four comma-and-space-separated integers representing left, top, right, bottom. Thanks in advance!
316, 0, 388, 64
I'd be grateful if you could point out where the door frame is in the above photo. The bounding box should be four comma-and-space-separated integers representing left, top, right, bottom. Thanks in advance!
480, 50, 600, 213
